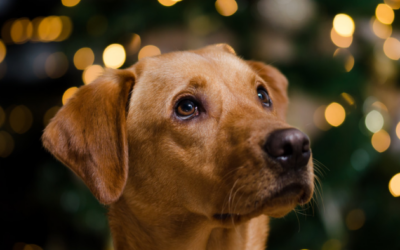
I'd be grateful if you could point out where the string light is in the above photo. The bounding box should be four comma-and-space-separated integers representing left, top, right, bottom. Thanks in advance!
330, 28, 353, 48
82, 65, 104, 84
383, 37, 400, 60
103, 44, 126, 69
325, 102, 346, 127
9, 105, 33, 134
62, 87, 78, 105
0, 39, 6, 63
73, 47, 95, 70
365, 110, 384, 133
215, 0, 238, 17
10, 18, 32, 44
138, 45, 161, 60
389, 173, 400, 197
38, 16, 63, 42
376, 4, 395, 25
55, 16, 73, 42
371, 130, 390, 152
62, 0, 80, 7
333, 14, 355, 37
371, 17, 392, 39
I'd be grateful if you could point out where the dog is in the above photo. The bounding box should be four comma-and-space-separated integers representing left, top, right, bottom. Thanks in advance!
42, 44, 314, 250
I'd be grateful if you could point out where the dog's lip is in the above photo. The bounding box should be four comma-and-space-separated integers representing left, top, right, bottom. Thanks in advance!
213, 183, 309, 223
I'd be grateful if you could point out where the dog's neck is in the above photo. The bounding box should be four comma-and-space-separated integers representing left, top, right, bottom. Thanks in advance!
108, 196, 269, 250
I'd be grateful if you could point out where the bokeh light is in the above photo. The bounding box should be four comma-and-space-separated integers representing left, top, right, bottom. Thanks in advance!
376, 4, 395, 25
371, 17, 392, 39
0, 131, 14, 158
73, 47, 95, 70
333, 14, 355, 37
344, 54, 354, 72
10, 18, 32, 44
383, 37, 400, 60
215, 0, 238, 17
158, 0, 179, 7
128, 33, 141, 55
330, 28, 353, 48
341, 92, 355, 106
322, 239, 341, 250
9, 105, 33, 134
313, 105, 331, 131
365, 110, 384, 133
0, 106, 5, 127
371, 101, 388, 112
103, 44, 126, 69
62, 0, 80, 7
325, 102, 346, 127
82, 65, 104, 85
55, 16, 73, 42
351, 149, 370, 171
138, 45, 161, 60
38, 16, 62, 42
45, 52, 69, 79
62, 87, 78, 105
384, 0, 400, 9
346, 209, 366, 230
43, 106, 60, 126
389, 173, 400, 197
1, 19, 14, 44
30, 17, 44, 42
396, 122, 400, 139
0, 39, 6, 63
371, 129, 391, 152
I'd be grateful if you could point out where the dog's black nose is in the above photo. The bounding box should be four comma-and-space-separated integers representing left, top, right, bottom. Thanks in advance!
264, 128, 311, 169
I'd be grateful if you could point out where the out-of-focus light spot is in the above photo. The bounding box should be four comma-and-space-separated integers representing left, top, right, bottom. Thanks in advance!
74, 47, 95, 70
215, 0, 238, 17
0, 39, 6, 63
103, 44, 126, 69
62, 0, 80, 7
333, 14, 355, 37
346, 209, 365, 230
43, 106, 60, 126
330, 28, 353, 48
87, 15, 108, 37
376, 4, 395, 25
322, 239, 341, 250
30, 17, 44, 42
389, 173, 400, 197
9, 105, 33, 134
55, 16, 73, 42
45, 52, 69, 79
128, 33, 141, 55
341, 92, 355, 106
383, 37, 400, 60
371, 129, 390, 152
0, 106, 5, 127
351, 149, 370, 171
82, 65, 104, 85
63, 87, 78, 105
385, 0, 400, 9
371, 17, 392, 39
325, 102, 346, 127
365, 110, 384, 133
371, 101, 388, 112
158, 0, 178, 7
396, 122, 400, 139
313, 105, 331, 131
344, 54, 354, 72
0, 131, 14, 158
138, 45, 161, 60
1, 19, 15, 44
10, 18, 32, 44
38, 16, 62, 42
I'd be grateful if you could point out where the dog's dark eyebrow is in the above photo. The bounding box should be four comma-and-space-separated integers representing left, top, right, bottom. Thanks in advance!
188, 76, 207, 89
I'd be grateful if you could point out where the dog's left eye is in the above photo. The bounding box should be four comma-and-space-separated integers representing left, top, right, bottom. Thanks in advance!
175, 99, 199, 119
257, 88, 272, 107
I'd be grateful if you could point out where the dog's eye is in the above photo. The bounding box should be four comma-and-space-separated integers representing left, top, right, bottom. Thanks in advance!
176, 99, 199, 119
257, 88, 272, 107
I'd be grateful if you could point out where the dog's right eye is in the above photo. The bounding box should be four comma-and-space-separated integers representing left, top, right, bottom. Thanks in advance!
175, 99, 199, 119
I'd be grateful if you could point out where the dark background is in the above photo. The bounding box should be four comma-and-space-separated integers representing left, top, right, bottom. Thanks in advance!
1, 0, 400, 249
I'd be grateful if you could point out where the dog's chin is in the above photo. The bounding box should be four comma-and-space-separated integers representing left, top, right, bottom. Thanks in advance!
213, 183, 312, 225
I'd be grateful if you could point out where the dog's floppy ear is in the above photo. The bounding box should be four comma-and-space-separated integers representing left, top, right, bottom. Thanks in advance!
247, 61, 289, 121
42, 69, 135, 205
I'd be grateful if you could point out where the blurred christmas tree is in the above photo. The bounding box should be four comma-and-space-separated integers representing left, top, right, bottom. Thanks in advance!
1, 0, 400, 249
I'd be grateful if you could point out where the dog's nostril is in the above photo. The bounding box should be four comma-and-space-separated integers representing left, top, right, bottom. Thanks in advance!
264, 128, 311, 170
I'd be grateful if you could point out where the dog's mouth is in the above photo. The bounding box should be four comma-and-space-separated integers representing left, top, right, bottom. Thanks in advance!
213, 183, 310, 224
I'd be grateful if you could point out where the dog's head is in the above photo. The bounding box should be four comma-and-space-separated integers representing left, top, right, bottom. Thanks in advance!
43, 44, 314, 225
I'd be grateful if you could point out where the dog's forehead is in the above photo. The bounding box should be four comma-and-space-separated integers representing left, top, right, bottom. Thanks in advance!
136, 50, 256, 89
